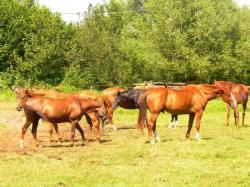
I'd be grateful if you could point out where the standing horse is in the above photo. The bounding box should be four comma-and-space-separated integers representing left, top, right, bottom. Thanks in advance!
138, 84, 236, 144
16, 90, 107, 149
102, 87, 126, 130
112, 89, 179, 128
214, 81, 248, 126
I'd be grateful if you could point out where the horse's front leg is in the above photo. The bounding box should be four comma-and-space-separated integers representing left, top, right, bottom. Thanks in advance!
20, 117, 32, 150
168, 115, 175, 128
234, 107, 239, 126
90, 113, 101, 142
53, 123, 62, 143
31, 117, 41, 147
48, 123, 53, 145
148, 112, 159, 144
108, 107, 117, 130
185, 113, 195, 139
195, 111, 203, 140
226, 103, 230, 126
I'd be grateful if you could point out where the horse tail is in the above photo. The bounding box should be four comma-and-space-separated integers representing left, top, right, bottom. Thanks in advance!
137, 93, 148, 131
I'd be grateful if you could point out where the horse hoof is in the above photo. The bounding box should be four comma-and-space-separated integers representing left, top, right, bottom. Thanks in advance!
155, 137, 160, 143
150, 140, 155, 144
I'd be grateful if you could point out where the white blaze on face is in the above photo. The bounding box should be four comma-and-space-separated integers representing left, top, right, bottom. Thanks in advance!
230, 93, 237, 108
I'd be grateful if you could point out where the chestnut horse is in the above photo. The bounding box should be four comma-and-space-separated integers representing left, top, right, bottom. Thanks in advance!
214, 81, 248, 126
112, 89, 178, 128
16, 89, 107, 148
15, 88, 107, 145
102, 87, 127, 130
138, 84, 236, 144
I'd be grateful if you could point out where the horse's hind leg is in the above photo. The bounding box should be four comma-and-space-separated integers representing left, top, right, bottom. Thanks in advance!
148, 112, 159, 144
70, 121, 77, 146
85, 113, 93, 142
152, 117, 160, 142
185, 113, 195, 139
48, 123, 53, 145
53, 123, 62, 143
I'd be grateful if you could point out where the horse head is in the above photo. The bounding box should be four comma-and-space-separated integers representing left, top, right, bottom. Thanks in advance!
112, 91, 122, 110
215, 84, 237, 109
16, 88, 29, 111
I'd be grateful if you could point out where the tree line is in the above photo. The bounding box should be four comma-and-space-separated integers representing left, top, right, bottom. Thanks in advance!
0, 0, 249, 90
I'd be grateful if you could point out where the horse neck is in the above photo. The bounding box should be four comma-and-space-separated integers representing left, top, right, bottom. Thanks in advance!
29, 92, 46, 98
79, 99, 102, 111
199, 85, 222, 101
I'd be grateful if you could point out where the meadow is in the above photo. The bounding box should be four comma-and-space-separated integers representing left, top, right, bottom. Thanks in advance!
0, 92, 249, 187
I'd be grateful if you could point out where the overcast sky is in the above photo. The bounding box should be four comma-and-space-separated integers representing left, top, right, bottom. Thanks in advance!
37, 0, 250, 22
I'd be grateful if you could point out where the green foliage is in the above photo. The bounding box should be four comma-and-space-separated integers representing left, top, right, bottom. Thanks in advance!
0, 0, 250, 88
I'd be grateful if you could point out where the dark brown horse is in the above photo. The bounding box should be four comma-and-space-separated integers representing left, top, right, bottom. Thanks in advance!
16, 89, 107, 148
138, 84, 236, 144
214, 81, 248, 126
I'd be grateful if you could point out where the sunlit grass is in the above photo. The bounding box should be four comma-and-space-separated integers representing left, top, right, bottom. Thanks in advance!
0, 97, 249, 187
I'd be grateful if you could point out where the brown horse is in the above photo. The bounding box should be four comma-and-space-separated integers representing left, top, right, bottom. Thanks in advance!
214, 81, 248, 126
102, 87, 134, 130
138, 84, 236, 144
15, 88, 107, 145
16, 89, 107, 148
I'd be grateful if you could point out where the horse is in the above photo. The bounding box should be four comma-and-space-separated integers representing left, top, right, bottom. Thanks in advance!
214, 81, 248, 126
16, 89, 108, 148
15, 88, 108, 145
137, 84, 237, 144
102, 87, 127, 130
112, 89, 179, 128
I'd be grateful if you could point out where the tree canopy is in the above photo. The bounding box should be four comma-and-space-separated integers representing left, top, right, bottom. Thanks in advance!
0, 0, 249, 89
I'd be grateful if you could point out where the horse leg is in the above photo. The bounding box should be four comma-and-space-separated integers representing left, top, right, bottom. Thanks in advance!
48, 123, 53, 145
148, 112, 159, 144
31, 117, 41, 147
85, 113, 93, 142
53, 123, 62, 143
195, 111, 203, 140
152, 117, 160, 143
234, 107, 239, 126
70, 121, 77, 146
76, 123, 85, 141
185, 113, 195, 139
174, 115, 178, 128
226, 103, 230, 126
91, 113, 101, 142
242, 103, 247, 126
168, 115, 174, 128
20, 117, 32, 149
108, 108, 117, 130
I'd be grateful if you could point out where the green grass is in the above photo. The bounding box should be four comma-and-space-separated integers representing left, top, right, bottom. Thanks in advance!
0, 98, 250, 187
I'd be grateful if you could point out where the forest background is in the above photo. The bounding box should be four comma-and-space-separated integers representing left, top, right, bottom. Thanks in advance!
0, 0, 250, 90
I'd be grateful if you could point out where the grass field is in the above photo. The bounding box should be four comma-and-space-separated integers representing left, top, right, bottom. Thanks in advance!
0, 93, 250, 187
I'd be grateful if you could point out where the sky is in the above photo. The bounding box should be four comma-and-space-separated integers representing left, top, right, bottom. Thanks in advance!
37, 0, 250, 23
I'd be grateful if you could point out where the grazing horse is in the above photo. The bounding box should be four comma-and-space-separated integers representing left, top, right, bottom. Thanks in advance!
138, 84, 236, 144
112, 89, 179, 128
15, 88, 108, 145
214, 81, 248, 126
16, 89, 107, 148
102, 87, 127, 130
